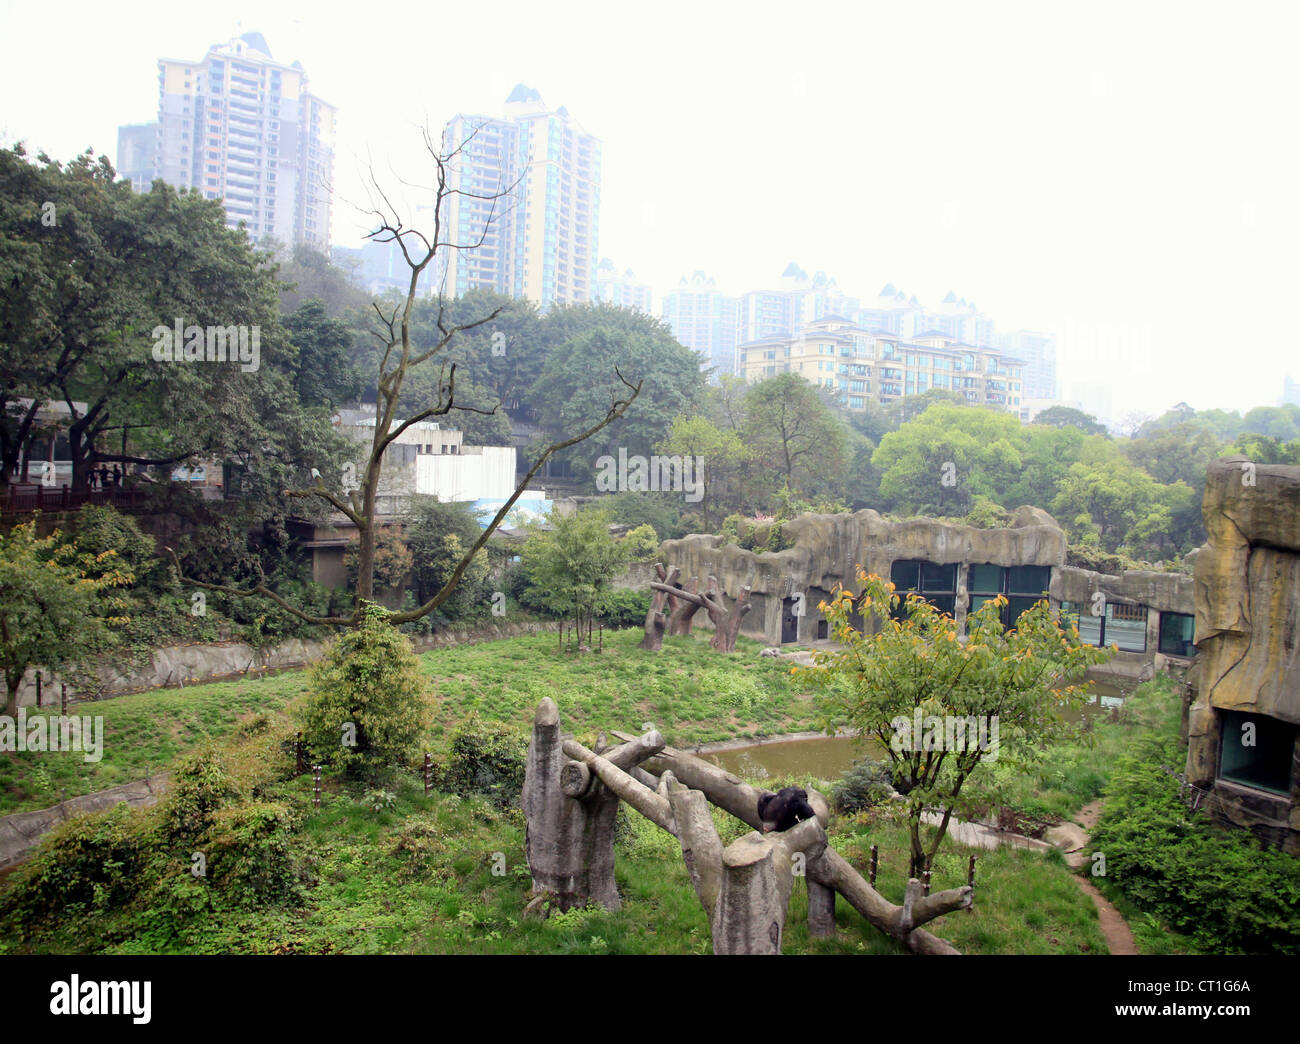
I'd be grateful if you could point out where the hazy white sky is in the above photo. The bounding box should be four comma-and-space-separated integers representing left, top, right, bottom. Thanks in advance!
2, 0, 1297, 419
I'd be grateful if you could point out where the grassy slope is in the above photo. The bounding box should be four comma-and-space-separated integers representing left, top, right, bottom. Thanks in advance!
0, 629, 819, 815
0, 627, 1126, 954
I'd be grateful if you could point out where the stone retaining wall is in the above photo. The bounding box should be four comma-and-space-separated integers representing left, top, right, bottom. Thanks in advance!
0, 773, 171, 871
14, 618, 557, 707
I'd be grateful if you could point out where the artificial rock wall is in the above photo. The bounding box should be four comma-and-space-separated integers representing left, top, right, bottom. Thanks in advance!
1185, 457, 1300, 852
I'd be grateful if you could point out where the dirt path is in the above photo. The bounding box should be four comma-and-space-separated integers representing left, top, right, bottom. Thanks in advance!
1073, 875, 1138, 954
1051, 799, 1138, 954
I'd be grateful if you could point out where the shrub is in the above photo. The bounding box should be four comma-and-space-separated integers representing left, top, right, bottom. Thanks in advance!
832, 757, 897, 814
0, 804, 145, 927
597, 589, 651, 629
434, 713, 528, 808
204, 800, 302, 906
1091, 732, 1300, 954
300, 602, 430, 780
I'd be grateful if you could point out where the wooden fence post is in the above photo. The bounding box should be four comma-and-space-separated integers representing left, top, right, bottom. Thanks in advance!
968, 854, 976, 913
423, 753, 432, 797
869, 844, 878, 887
313, 765, 321, 808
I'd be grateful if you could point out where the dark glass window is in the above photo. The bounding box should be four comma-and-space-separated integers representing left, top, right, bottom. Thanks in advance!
967, 564, 1052, 630
1060, 599, 1146, 651
1158, 612, 1196, 657
1219, 710, 1295, 795
891, 559, 956, 619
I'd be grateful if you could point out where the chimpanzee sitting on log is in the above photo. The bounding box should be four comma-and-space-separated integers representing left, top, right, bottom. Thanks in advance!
757, 787, 816, 833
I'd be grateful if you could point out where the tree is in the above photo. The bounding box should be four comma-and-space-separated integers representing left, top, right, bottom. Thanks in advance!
518, 509, 637, 650
283, 299, 363, 409
173, 127, 641, 627
1032, 405, 1108, 436
404, 497, 492, 618
299, 601, 429, 779
0, 145, 352, 520
872, 404, 1026, 517
0, 521, 130, 716
655, 414, 750, 527
741, 374, 849, 505
806, 571, 1110, 876
527, 306, 705, 487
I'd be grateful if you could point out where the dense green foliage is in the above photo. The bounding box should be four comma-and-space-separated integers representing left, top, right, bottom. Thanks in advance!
1091, 732, 1300, 954
299, 604, 430, 779
0, 520, 131, 714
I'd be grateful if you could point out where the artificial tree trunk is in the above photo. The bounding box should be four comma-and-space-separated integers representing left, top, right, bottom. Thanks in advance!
667, 577, 703, 635
618, 734, 970, 953
640, 564, 679, 651
522, 698, 664, 911
649, 574, 753, 653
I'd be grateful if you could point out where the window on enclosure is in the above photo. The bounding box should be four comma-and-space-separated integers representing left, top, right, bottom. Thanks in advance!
1219, 710, 1296, 795
967, 564, 1051, 629
1158, 611, 1197, 657
890, 559, 957, 618
1059, 599, 1147, 652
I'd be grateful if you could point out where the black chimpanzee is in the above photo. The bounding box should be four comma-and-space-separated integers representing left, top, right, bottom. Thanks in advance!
757, 786, 816, 833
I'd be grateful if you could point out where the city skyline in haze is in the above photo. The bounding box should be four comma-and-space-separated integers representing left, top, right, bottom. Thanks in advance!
2, 0, 1296, 421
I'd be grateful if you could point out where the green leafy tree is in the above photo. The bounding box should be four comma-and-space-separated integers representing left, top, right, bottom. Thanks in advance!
0, 521, 131, 715
655, 413, 750, 527
742, 373, 850, 506
528, 305, 705, 486
404, 497, 492, 618
806, 571, 1110, 876
1031, 405, 1108, 435
872, 404, 1026, 517
518, 508, 637, 649
299, 602, 429, 779
283, 299, 363, 409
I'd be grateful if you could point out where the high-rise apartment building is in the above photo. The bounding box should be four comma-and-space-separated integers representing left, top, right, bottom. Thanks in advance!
661, 272, 740, 378
440, 85, 600, 307
1000, 330, 1058, 400
595, 258, 652, 314
118, 32, 336, 251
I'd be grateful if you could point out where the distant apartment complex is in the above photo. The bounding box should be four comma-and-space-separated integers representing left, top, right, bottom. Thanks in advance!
439, 86, 600, 308
661, 272, 740, 376
672, 267, 1053, 401
115, 32, 336, 251
737, 315, 1025, 414
595, 258, 652, 314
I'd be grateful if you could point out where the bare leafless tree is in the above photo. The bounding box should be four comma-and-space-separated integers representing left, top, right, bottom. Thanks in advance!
169, 125, 641, 627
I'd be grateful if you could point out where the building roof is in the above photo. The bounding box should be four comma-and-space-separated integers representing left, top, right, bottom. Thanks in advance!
506, 83, 543, 104
239, 32, 272, 57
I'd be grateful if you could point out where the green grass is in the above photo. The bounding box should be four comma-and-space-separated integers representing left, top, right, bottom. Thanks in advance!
0, 629, 816, 815
0, 672, 308, 813
1, 771, 1105, 955
0, 627, 1164, 954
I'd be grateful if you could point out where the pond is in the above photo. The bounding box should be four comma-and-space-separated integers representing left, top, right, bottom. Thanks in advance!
699, 671, 1134, 782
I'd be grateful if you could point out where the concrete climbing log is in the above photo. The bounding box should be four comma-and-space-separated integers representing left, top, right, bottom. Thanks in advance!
523, 698, 621, 911
523, 704, 663, 912
622, 735, 967, 953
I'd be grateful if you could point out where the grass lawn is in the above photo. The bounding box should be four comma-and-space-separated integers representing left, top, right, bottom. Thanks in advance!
1, 772, 1105, 955
0, 629, 821, 815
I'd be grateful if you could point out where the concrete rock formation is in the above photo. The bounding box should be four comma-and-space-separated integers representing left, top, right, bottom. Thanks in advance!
1186, 457, 1300, 853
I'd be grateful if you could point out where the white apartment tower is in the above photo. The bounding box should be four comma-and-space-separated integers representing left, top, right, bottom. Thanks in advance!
122, 32, 336, 251
440, 85, 600, 307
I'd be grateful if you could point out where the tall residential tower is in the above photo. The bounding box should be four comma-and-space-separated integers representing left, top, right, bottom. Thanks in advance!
440, 85, 600, 307
118, 32, 336, 251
